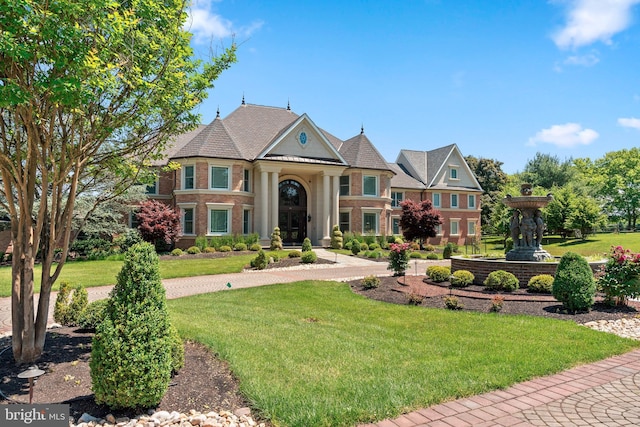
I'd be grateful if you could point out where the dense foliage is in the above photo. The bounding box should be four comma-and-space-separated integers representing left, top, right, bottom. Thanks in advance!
552, 252, 596, 312
136, 200, 181, 251
484, 270, 519, 292
597, 245, 640, 305
398, 199, 443, 245
0, 0, 235, 363
90, 243, 174, 409
330, 225, 343, 249
387, 242, 411, 276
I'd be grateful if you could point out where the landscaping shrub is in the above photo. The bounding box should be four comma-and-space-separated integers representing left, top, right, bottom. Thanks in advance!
187, 246, 201, 254
90, 243, 173, 409
78, 299, 108, 330
409, 241, 420, 251
114, 229, 143, 253
424, 244, 435, 252
301, 251, 317, 264
426, 265, 451, 283
366, 250, 382, 259
407, 293, 424, 305
490, 295, 504, 312
426, 252, 439, 260
484, 270, 519, 292
350, 240, 361, 255
362, 275, 380, 289
444, 295, 463, 310
249, 243, 262, 251
168, 325, 185, 374
360, 243, 369, 251
252, 250, 269, 270
409, 251, 423, 259
505, 237, 514, 253
442, 242, 454, 259
68, 285, 88, 325
598, 245, 640, 305
344, 241, 353, 251
53, 281, 72, 325
170, 248, 183, 256
219, 245, 232, 252
330, 225, 343, 249
301, 237, 312, 252
552, 252, 596, 313
288, 250, 302, 258
203, 247, 216, 253
527, 274, 554, 293
368, 243, 380, 251
233, 242, 247, 251
451, 270, 475, 287
195, 235, 208, 251
270, 227, 283, 251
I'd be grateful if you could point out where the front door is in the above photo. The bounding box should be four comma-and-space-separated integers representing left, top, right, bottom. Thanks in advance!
278, 179, 307, 245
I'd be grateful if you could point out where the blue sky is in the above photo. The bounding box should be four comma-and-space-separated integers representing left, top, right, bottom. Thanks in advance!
184, 0, 640, 174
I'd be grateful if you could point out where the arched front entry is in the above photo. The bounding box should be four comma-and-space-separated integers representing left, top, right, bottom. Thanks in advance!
278, 179, 307, 245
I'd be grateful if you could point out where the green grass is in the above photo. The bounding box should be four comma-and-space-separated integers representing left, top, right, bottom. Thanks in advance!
0, 251, 290, 297
168, 281, 640, 427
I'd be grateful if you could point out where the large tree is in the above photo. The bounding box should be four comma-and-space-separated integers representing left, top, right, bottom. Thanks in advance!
398, 199, 442, 246
465, 155, 508, 233
521, 152, 574, 190
0, 0, 235, 363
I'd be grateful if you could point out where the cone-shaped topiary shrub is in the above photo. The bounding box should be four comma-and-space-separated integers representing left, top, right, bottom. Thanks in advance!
270, 227, 283, 251
552, 252, 596, 313
302, 237, 312, 252
90, 242, 173, 409
330, 225, 343, 249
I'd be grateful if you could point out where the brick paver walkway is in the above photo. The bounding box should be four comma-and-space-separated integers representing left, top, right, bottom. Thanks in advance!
2, 250, 639, 426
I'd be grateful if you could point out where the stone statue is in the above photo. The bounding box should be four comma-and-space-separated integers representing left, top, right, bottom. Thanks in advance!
535, 209, 544, 247
520, 211, 536, 247
510, 210, 520, 245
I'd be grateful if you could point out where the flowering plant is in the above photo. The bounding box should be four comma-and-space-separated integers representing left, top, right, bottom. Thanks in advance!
387, 242, 412, 276
597, 245, 640, 305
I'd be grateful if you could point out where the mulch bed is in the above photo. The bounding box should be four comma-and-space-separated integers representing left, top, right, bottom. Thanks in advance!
2, 271, 638, 424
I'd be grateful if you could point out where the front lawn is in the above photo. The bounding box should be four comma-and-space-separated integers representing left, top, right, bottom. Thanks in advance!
168, 280, 640, 427
0, 251, 291, 297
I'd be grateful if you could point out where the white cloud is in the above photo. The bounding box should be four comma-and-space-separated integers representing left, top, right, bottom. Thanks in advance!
564, 52, 600, 66
552, 0, 640, 49
528, 123, 599, 147
618, 117, 640, 130
185, 1, 263, 45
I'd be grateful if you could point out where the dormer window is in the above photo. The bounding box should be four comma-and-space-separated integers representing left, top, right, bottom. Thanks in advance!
450, 167, 458, 180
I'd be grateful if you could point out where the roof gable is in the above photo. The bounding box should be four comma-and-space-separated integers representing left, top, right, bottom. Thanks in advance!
258, 114, 347, 165
172, 118, 242, 159
340, 132, 392, 171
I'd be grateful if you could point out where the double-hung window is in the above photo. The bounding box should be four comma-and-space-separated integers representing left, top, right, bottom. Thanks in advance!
183, 208, 194, 235
363, 175, 377, 197
432, 193, 441, 208
211, 166, 229, 190
468, 194, 476, 209
451, 194, 459, 208
183, 165, 194, 190
339, 175, 350, 196
391, 192, 403, 207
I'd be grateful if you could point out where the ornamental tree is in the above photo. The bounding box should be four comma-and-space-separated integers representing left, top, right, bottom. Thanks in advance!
136, 199, 181, 251
398, 199, 443, 247
0, 0, 235, 363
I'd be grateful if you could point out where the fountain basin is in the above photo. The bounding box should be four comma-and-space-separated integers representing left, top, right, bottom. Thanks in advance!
451, 256, 605, 287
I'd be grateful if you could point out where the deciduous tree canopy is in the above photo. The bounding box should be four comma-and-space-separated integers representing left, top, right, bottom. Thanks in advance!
0, 0, 235, 363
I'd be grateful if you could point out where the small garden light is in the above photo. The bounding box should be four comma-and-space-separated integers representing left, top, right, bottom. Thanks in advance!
18, 365, 45, 404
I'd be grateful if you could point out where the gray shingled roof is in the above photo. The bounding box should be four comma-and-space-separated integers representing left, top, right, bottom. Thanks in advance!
397, 144, 456, 185
388, 163, 426, 189
153, 125, 206, 165
339, 133, 392, 171
172, 117, 242, 159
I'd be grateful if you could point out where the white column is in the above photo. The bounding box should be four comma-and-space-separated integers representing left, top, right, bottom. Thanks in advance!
332, 175, 340, 230
260, 171, 268, 239
323, 174, 330, 240
271, 172, 279, 232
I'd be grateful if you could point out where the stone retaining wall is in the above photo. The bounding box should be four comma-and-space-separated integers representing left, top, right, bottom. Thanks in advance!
451, 256, 605, 287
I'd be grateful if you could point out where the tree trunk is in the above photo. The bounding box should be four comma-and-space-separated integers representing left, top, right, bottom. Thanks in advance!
11, 223, 44, 364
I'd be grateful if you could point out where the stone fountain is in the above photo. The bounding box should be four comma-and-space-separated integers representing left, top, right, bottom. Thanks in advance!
503, 183, 554, 262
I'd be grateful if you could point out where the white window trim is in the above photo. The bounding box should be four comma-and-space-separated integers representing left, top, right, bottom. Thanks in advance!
391, 216, 401, 235
177, 203, 197, 236
391, 191, 403, 207
146, 177, 159, 195
362, 209, 381, 234
436, 224, 443, 236
243, 169, 251, 193
339, 175, 350, 196
182, 164, 196, 190
451, 193, 459, 208
432, 192, 441, 208
449, 166, 459, 180
450, 219, 460, 236
206, 202, 233, 235
468, 194, 476, 209
362, 175, 378, 197
209, 165, 231, 190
